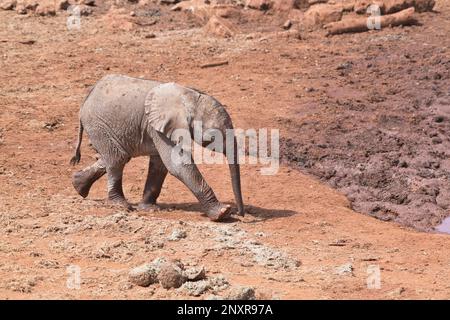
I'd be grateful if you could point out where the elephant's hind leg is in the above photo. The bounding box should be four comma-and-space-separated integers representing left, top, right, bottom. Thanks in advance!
149, 130, 231, 221
106, 161, 132, 210
73, 158, 106, 198
138, 155, 168, 211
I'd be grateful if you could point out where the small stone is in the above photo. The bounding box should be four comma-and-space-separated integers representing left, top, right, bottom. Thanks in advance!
335, 263, 353, 276
208, 275, 229, 292
129, 263, 158, 287
150, 257, 167, 272
0, 0, 16, 10
246, 0, 272, 10
204, 15, 236, 38
388, 287, 405, 297
337, 61, 353, 70
167, 229, 187, 241
180, 280, 210, 296
159, 0, 180, 4
79, 0, 95, 5
15, 4, 26, 14
432, 137, 442, 144
434, 115, 444, 123
183, 266, 206, 281
226, 286, 256, 300
144, 33, 156, 39
56, 0, 70, 10
79, 4, 93, 16
158, 263, 186, 289
283, 20, 292, 30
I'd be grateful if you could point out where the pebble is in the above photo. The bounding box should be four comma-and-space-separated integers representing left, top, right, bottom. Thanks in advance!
226, 286, 256, 300
158, 263, 186, 289
167, 229, 187, 241
128, 264, 158, 287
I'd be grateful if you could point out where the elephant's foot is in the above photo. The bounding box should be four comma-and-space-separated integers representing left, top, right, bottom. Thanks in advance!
106, 198, 134, 211
207, 204, 231, 222
137, 202, 161, 212
72, 170, 95, 198
72, 163, 106, 198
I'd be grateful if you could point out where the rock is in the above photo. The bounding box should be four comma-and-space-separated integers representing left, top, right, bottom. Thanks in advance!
150, 257, 167, 270
18, 0, 38, 11
204, 15, 236, 38
56, 0, 70, 10
208, 275, 229, 292
355, 0, 435, 14
35, 3, 56, 16
167, 229, 187, 241
78, 0, 95, 5
128, 263, 158, 287
308, 0, 327, 4
337, 61, 353, 70
159, 0, 180, 4
384, 0, 435, 13
436, 189, 450, 209
215, 5, 240, 19
157, 263, 187, 289
335, 263, 353, 276
15, 3, 26, 13
274, 0, 293, 11
283, 19, 292, 30
183, 266, 206, 281
101, 6, 136, 31
246, 0, 273, 10
388, 287, 405, 297
304, 3, 343, 27
0, 0, 17, 10
78, 4, 93, 16
354, 0, 384, 14
170, 0, 213, 22
180, 280, 210, 296
226, 286, 256, 300
5, 0, 70, 14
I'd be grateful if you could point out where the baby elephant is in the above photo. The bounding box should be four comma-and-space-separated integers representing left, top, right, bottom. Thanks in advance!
70, 74, 244, 221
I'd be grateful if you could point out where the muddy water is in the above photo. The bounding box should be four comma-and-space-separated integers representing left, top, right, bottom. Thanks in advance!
435, 217, 450, 234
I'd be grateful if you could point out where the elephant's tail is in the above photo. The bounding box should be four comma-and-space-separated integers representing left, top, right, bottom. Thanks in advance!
70, 119, 83, 166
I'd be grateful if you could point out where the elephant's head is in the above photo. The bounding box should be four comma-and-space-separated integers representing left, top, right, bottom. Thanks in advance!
144, 83, 245, 216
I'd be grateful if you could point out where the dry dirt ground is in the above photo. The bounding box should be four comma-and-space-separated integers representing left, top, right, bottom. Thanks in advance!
0, 0, 450, 299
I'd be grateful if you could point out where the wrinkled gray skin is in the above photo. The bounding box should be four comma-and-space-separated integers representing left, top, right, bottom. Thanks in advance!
70, 74, 244, 221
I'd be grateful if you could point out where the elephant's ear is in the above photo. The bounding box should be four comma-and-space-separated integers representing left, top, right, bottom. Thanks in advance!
144, 83, 199, 140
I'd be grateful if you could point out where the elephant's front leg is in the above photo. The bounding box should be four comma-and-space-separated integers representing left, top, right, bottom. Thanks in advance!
138, 155, 168, 211
150, 130, 231, 221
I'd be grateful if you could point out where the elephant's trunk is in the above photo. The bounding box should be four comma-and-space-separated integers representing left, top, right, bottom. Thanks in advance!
228, 136, 244, 216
